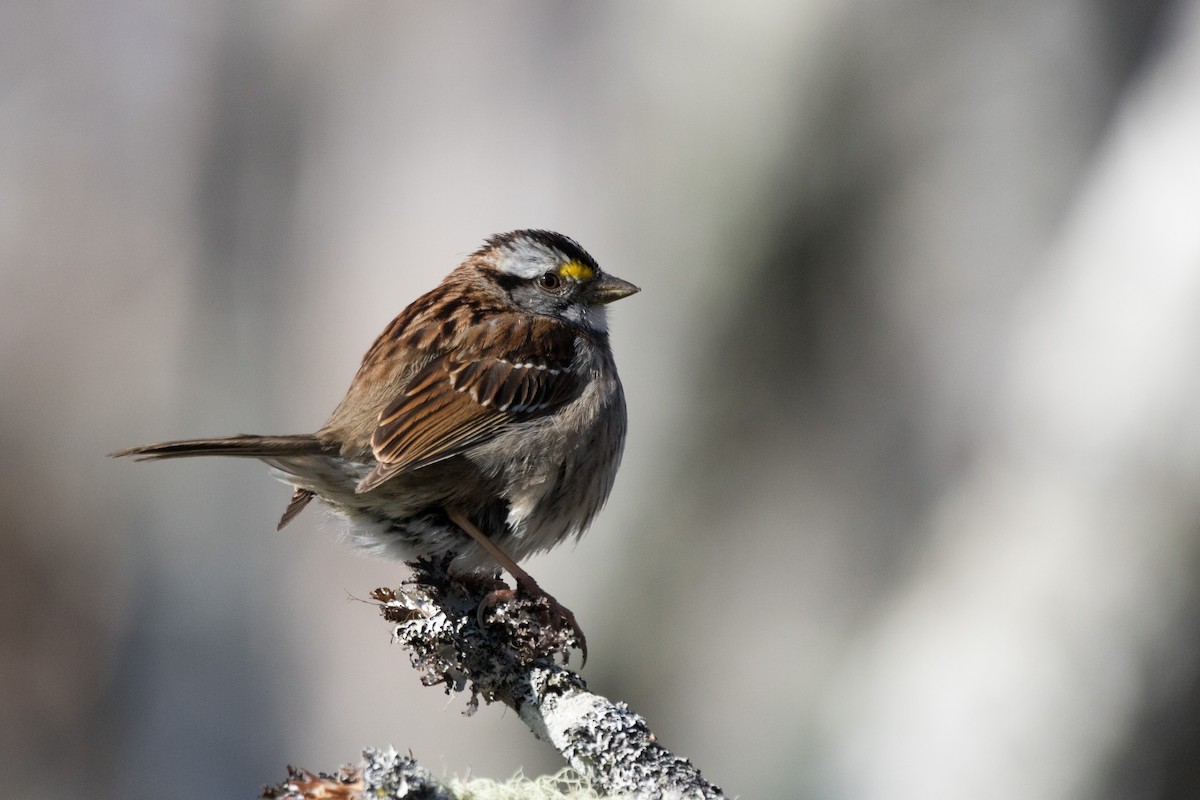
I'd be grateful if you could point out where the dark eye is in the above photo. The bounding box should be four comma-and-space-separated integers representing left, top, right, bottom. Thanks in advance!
538, 272, 561, 291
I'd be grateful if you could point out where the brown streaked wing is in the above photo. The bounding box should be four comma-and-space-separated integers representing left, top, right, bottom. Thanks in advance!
356, 317, 582, 494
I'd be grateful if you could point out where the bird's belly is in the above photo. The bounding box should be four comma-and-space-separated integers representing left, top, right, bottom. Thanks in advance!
470, 383, 625, 561
267, 454, 509, 570
263, 375, 624, 572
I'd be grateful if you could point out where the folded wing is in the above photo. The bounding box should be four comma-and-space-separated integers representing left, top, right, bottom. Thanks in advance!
356, 316, 581, 493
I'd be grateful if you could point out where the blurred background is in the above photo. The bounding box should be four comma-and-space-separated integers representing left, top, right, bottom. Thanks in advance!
4, 1, 1200, 798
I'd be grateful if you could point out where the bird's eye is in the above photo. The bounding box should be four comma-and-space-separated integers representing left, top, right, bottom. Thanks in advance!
538, 272, 561, 291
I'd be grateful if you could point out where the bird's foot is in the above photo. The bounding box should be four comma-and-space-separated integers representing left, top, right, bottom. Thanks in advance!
478, 580, 588, 667
443, 508, 587, 665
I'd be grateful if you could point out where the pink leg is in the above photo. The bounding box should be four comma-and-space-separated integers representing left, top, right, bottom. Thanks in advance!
446, 508, 587, 664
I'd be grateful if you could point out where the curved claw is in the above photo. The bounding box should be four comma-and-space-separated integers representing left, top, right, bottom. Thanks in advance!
475, 585, 588, 667
537, 591, 588, 667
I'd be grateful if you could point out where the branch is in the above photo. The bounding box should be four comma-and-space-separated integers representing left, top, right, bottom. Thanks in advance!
262, 559, 727, 800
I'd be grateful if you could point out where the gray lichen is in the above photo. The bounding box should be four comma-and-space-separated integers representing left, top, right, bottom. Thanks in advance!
265, 559, 727, 799
372, 559, 727, 799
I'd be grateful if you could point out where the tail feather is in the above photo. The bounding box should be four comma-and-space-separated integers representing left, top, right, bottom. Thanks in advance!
276, 488, 316, 531
109, 434, 328, 462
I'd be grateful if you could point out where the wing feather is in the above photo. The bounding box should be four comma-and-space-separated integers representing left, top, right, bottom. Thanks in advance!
356, 316, 582, 493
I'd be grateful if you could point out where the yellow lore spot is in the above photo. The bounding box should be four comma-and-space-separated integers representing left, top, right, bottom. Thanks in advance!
557, 260, 595, 282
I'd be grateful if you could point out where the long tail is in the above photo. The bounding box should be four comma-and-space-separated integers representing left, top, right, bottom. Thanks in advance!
109, 434, 328, 461
111, 434, 330, 530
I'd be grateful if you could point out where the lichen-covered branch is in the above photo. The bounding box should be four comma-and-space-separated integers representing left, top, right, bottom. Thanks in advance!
262, 750, 453, 800
376, 559, 727, 799
264, 559, 726, 799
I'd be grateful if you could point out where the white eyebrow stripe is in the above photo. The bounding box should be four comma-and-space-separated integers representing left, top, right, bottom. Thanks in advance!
493, 236, 564, 279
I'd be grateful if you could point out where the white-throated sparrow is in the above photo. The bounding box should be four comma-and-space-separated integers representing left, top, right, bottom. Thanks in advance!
112, 230, 639, 658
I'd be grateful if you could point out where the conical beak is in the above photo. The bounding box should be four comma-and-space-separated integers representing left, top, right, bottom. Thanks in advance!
589, 274, 641, 305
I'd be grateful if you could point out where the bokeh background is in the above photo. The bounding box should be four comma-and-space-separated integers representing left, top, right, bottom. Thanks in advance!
5, 2, 1200, 798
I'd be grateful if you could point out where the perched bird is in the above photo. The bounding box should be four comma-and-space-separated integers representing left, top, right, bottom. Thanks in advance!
111, 230, 638, 658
